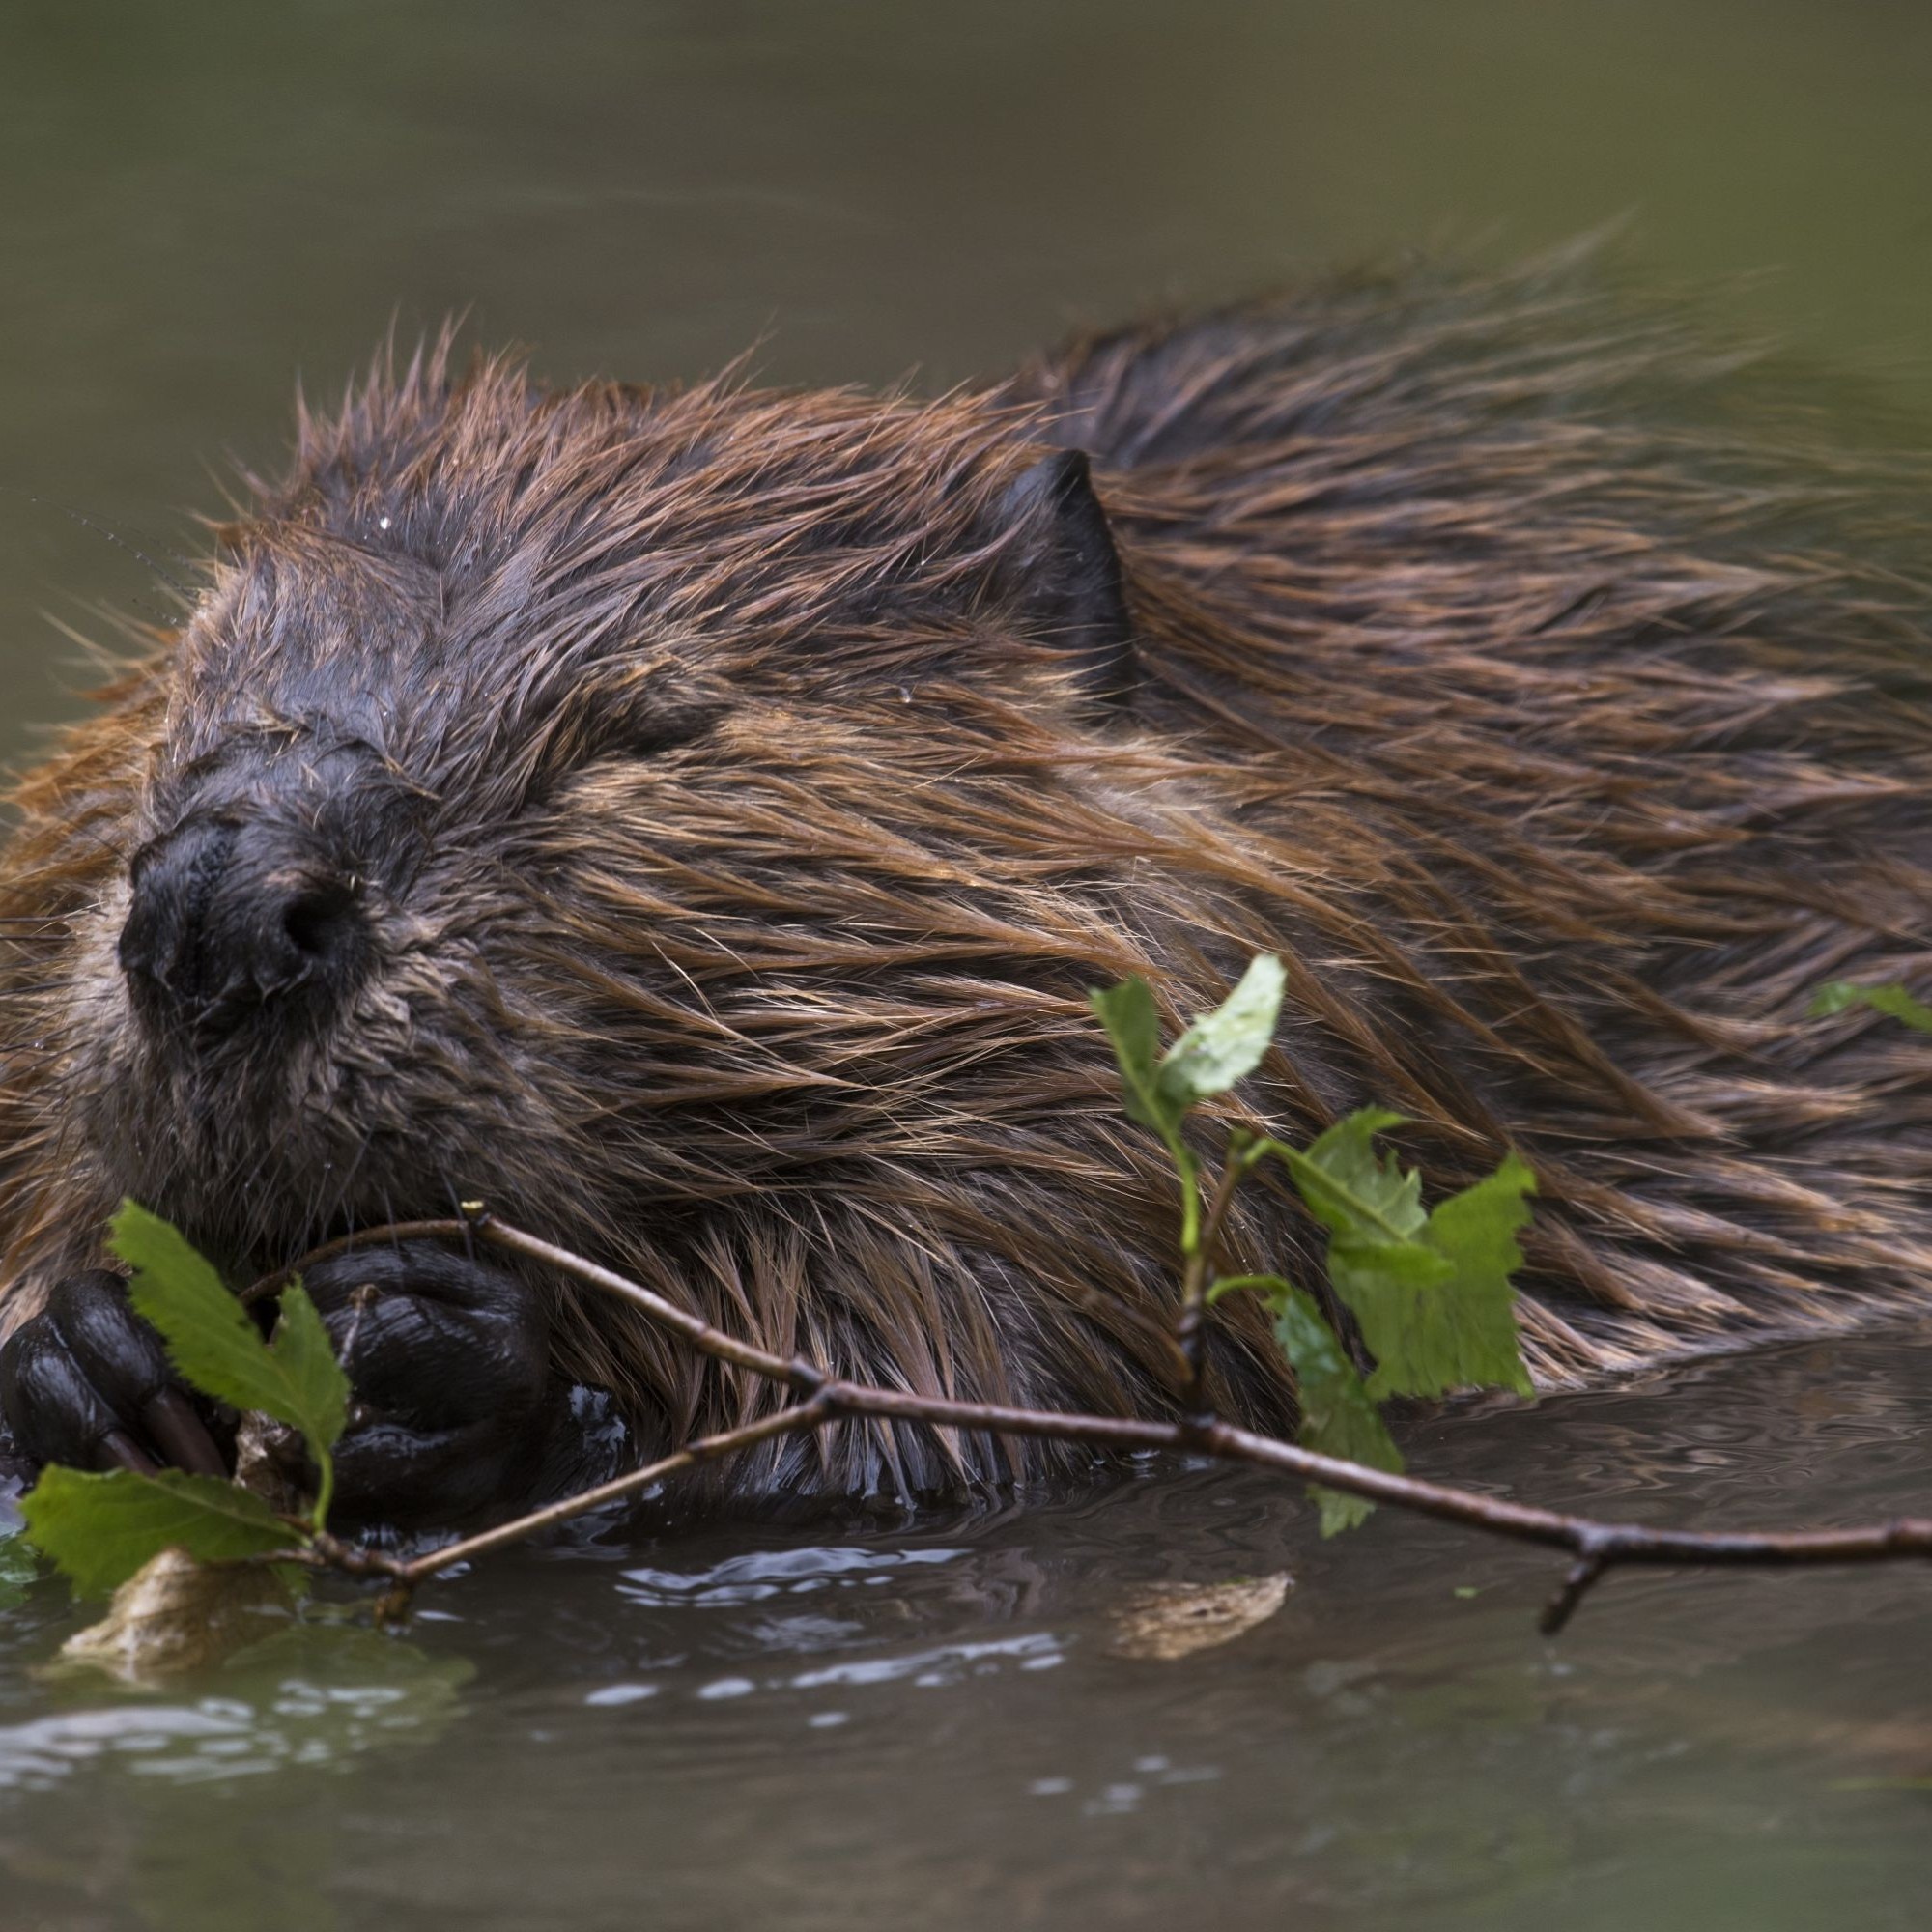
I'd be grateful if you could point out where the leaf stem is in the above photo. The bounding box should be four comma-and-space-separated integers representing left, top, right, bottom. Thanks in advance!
1205, 1272, 1293, 1305
311, 1451, 334, 1537
1175, 1150, 1248, 1413
1175, 1145, 1202, 1258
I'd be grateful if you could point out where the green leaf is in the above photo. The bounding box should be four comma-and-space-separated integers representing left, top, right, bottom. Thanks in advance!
1093, 955, 1289, 1151
1811, 980, 1932, 1033
19, 1466, 292, 1599
1270, 1109, 1427, 1245
1203, 1272, 1403, 1536
268, 1283, 349, 1460
111, 1202, 348, 1459
1372, 1154, 1537, 1402
1272, 1286, 1405, 1536
1155, 953, 1286, 1115
1263, 1119, 1536, 1401
1089, 976, 1179, 1145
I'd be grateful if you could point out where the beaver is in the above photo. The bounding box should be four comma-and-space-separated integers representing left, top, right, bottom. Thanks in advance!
3, 252, 1931, 1528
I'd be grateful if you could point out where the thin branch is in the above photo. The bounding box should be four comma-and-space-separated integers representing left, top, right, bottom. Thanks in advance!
240, 1220, 483, 1308
1542, 1549, 1607, 1636
396, 1398, 835, 1589
274, 1214, 1932, 1630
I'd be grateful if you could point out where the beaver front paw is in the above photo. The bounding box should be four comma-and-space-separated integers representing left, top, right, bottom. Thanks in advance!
293, 1240, 569, 1528
0, 1269, 231, 1479
0, 1244, 608, 1531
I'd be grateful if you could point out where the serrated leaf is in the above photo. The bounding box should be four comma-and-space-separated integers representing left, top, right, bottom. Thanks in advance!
1811, 980, 1932, 1033
19, 1465, 292, 1599
1089, 976, 1179, 1144
1271, 1109, 1427, 1245
267, 1283, 349, 1459
1363, 1153, 1536, 1402
111, 1202, 348, 1459
1156, 953, 1286, 1114
1265, 1119, 1535, 1402
1272, 1287, 1404, 1536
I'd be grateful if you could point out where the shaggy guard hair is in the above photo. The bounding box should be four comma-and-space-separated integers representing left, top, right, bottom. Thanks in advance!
3, 252, 1931, 1495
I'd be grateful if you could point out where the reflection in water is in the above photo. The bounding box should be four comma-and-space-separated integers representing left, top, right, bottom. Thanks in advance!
0, 1626, 472, 1791
616, 1543, 969, 1606
0, 1614, 470, 1931
0, 1532, 31, 1614
2, 1331, 1930, 1929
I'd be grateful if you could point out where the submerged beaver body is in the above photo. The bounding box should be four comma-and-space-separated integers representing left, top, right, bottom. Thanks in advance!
4, 257, 1932, 1524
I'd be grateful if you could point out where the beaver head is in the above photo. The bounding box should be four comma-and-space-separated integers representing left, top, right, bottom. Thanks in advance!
78, 351, 1155, 1253
4, 337, 1263, 1516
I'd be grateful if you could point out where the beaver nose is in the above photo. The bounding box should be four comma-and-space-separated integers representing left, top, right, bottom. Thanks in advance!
119, 815, 367, 1034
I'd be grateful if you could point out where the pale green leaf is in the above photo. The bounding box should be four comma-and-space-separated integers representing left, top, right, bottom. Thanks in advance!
268, 1282, 349, 1459
1811, 980, 1932, 1033
1156, 953, 1286, 1113
1342, 1155, 1536, 1401
19, 1466, 292, 1599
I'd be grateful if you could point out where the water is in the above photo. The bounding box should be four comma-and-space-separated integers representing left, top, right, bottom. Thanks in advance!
4, 1336, 1932, 1930
4, 3, 1932, 1925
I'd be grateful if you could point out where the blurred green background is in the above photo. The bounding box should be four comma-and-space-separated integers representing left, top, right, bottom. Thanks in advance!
4, 0, 1932, 747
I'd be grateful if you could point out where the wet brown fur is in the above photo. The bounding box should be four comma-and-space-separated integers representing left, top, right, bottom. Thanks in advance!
4, 249, 1932, 1496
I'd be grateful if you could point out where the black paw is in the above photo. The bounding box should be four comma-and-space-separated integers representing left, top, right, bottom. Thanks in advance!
0, 1245, 615, 1532
293, 1240, 569, 1528
0, 1270, 230, 1479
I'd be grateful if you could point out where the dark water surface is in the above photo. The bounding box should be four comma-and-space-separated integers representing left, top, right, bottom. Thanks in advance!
4, 3, 1932, 1926
5, 1337, 1932, 1931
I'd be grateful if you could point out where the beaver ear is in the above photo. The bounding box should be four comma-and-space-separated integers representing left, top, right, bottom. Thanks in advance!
997, 449, 1135, 704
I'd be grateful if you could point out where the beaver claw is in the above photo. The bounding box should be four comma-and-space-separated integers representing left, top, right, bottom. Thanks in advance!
290, 1240, 562, 1527
0, 1244, 584, 1530
0, 1270, 231, 1481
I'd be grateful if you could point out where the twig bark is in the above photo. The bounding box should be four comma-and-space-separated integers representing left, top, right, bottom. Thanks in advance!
264, 1212, 1932, 1632
398, 1399, 835, 1586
